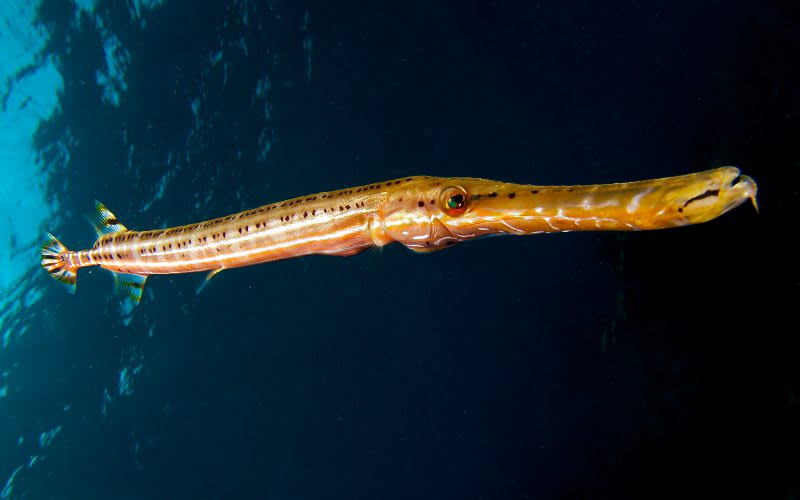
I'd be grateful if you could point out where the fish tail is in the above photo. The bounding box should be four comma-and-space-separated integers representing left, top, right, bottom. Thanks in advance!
41, 233, 77, 294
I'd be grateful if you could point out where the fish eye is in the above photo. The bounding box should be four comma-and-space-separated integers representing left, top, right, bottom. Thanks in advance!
440, 186, 469, 217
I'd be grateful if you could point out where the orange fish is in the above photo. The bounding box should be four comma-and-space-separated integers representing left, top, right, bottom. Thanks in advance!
42, 167, 757, 303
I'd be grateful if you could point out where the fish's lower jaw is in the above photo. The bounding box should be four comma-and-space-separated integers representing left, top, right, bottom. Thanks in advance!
724, 173, 758, 217
737, 175, 759, 213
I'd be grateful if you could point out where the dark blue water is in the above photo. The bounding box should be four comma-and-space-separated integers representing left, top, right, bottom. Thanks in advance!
1, 1, 796, 498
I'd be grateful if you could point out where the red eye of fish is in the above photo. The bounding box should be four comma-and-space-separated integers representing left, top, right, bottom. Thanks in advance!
441, 186, 469, 217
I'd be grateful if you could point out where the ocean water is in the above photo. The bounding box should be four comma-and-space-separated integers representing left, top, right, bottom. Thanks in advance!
1, 1, 796, 498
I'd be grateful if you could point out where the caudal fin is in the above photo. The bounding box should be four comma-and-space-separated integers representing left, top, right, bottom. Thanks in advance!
41, 233, 77, 294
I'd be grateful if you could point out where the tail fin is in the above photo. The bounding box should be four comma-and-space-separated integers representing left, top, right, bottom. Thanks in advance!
41, 233, 77, 294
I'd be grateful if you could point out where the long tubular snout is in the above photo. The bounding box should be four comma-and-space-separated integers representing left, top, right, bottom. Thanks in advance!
445, 167, 758, 237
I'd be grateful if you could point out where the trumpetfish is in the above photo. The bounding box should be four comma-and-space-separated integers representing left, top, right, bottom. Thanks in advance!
42, 166, 757, 303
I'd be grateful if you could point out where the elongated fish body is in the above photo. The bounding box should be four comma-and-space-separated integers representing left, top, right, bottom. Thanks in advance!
42, 167, 757, 302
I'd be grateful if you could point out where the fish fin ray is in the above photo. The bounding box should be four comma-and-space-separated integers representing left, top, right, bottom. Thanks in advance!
113, 272, 148, 304
206, 268, 224, 281
41, 233, 77, 294
89, 201, 128, 235
195, 268, 224, 295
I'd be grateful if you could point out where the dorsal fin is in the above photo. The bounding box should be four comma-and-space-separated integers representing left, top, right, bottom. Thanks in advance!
89, 201, 128, 235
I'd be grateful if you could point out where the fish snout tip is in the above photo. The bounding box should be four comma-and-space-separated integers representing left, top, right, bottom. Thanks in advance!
732, 174, 758, 214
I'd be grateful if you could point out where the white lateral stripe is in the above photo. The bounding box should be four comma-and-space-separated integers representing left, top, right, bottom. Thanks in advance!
128, 206, 371, 257
125, 224, 365, 269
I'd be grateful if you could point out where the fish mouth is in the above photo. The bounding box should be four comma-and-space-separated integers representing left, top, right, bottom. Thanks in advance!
710, 168, 758, 214
729, 173, 759, 213
676, 167, 758, 224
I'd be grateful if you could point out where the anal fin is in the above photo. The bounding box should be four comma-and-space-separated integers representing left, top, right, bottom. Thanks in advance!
113, 272, 148, 304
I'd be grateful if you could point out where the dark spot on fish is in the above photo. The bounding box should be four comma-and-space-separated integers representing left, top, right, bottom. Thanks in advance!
508, 192, 516, 199
531, 189, 539, 194
430, 200, 435, 205
418, 201, 425, 207
489, 192, 497, 197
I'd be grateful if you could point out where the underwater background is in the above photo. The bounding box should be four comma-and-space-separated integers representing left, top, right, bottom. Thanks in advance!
1, 1, 797, 498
